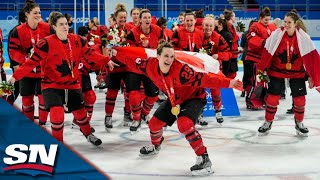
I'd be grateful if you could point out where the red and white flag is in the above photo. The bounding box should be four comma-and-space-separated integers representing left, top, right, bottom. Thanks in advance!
114, 46, 222, 75
262, 28, 320, 92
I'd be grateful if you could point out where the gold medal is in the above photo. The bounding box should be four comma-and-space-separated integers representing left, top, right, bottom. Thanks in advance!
286, 63, 292, 70
171, 106, 180, 116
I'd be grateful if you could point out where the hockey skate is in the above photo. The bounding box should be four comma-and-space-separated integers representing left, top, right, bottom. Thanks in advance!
190, 153, 214, 176
130, 120, 141, 134
295, 120, 309, 137
197, 114, 208, 126
215, 110, 224, 124
104, 116, 113, 132
86, 133, 102, 146
140, 137, 163, 156
123, 108, 132, 126
141, 114, 149, 124
258, 121, 273, 136
286, 107, 294, 114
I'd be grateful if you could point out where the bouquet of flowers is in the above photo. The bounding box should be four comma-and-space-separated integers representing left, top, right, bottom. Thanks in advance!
103, 26, 127, 48
236, 21, 246, 32
256, 70, 270, 83
0, 81, 14, 97
199, 41, 214, 55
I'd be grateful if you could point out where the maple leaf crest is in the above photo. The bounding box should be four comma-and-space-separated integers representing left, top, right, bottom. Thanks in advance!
56, 59, 75, 77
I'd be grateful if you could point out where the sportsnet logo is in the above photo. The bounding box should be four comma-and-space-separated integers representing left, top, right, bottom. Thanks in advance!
2, 144, 58, 175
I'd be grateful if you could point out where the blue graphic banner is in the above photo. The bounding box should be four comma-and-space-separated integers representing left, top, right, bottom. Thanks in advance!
0, 99, 108, 180
203, 88, 240, 117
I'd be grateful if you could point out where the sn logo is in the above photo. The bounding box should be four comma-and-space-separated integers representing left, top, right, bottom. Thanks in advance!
3, 144, 58, 174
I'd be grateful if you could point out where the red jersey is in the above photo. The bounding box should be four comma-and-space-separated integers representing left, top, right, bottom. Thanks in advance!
203, 31, 232, 61
227, 22, 239, 59
115, 51, 231, 105
125, 22, 136, 30
127, 24, 163, 48
246, 22, 276, 63
171, 27, 204, 52
195, 18, 204, 31
13, 34, 110, 90
260, 32, 305, 79
79, 44, 104, 75
163, 28, 173, 42
9, 22, 51, 78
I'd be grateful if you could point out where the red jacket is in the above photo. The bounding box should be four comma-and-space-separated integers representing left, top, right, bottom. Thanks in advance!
13, 34, 110, 90
203, 31, 232, 62
260, 32, 305, 79
115, 51, 231, 105
9, 22, 51, 78
246, 22, 276, 63
127, 24, 163, 48
171, 27, 204, 52
227, 22, 239, 59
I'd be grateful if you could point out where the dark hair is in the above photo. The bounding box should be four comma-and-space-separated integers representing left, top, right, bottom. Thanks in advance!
100, 33, 108, 47
224, 9, 234, 21
157, 17, 167, 27
249, 19, 257, 28
195, 9, 204, 18
286, 10, 307, 32
139, 9, 151, 19
114, 3, 127, 18
218, 18, 229, 32
157, 39, 173, 55
184, 9, 195, 18
130, 8, 140, 16
49, 12, 65, 26
64, 13, 72, 21
77, 26, 89, 37
23, 2, 39, 14
259, 7, 271, 18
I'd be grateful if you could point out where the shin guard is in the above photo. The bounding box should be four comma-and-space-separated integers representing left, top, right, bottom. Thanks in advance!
293, 96, 306, 122
22, 95, 35, 121
72, 108, 91, 136
105, 89, 118, 115
50, 106, 64, 142
38, 95, 48, 124
265, 94, 280, 122
177, 116, 206, 156
83, 90, 96, 122
129, 90, 142, 121
148, 116, 166, 146
142, 96, 158, 116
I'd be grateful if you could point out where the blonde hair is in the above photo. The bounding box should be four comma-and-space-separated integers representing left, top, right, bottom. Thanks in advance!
91, 17, 100, 26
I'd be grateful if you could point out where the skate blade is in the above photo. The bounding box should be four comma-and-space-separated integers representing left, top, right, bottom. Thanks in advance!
191, 167, 214, 176
296, 130, 308, 137
105, 127, 112, 133
139, 151, 158, 157
130, 128, 140, 135
258, 131, 269, 136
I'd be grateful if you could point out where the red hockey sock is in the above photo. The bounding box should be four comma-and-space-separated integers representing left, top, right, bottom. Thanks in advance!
177, 116, 206, 156
105, 89, 118, 116
38, 95, 48, 124
123, 89, 131, 113
22, 95, 34, 121
141, 96, 158, 116
265, 94, 280, 122
293, 96, 306, 122
50, 106, 64, 142
210, 88, 222, 110
129, 90, 142, 121
84, 90, 96, 122
148, 116, 166, 146
72, 108, 91, 136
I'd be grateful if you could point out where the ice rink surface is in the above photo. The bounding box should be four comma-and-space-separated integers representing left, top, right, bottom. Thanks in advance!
7, 71, 320, 180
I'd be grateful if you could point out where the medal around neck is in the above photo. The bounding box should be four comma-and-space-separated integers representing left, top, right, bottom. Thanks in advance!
286, 63, 292, 70
171, 106, 180, 116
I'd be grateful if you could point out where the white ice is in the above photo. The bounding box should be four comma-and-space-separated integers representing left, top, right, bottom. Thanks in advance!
8, 71, 320, 180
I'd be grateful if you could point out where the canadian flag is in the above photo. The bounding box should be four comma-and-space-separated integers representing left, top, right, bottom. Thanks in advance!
262, 28, 320, 92
114, 46, 222, 75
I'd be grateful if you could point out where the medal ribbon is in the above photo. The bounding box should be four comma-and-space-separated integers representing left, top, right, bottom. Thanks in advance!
160, 72, 176, 108
59, 36, 75, 78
